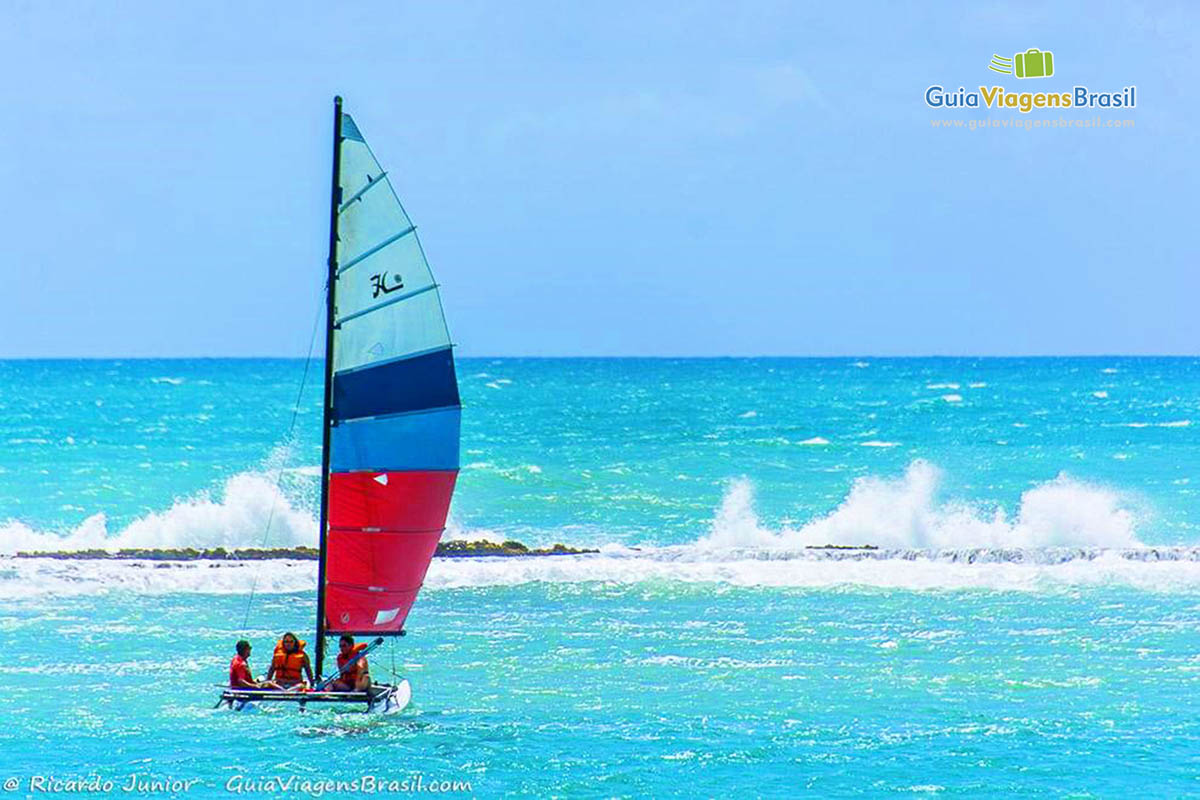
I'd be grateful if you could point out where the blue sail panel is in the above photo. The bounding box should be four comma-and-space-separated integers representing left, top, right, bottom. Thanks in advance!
330, 408, 461, 472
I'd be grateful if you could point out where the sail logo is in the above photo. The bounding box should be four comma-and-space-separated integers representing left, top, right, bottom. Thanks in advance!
925, 48, 1135, 114
989, 49, 1054, 78
370, 272, 404, 297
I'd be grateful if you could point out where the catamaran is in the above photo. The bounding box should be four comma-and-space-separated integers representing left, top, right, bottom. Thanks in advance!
217, 97, 460, 713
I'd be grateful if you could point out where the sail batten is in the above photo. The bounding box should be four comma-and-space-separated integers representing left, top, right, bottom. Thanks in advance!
336, 282, 437, 326
337, 224, 417, 275
339, 172, 389, 212
320, 108, 459, 638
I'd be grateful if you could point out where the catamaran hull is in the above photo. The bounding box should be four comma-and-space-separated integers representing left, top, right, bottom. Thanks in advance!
216, 679, 411, 714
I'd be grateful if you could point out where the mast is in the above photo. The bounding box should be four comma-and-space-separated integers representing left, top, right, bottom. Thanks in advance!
315, 95, 344, 679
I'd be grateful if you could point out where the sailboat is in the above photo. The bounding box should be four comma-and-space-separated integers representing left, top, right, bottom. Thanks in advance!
217, 97, 460, 713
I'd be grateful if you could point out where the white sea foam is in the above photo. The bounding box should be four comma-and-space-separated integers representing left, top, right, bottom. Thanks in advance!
0, 558, 317, 598
7, 545, 1200, 599
797, 437, 830, 446
1112, 420, 1191, 428
3, 462, 1195, 598
0, 473, 316, 554
696, 462, 1141, 551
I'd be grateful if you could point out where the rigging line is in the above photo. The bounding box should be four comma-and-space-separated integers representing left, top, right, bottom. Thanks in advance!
239, 284, 326, 633
381, 642, 406, 683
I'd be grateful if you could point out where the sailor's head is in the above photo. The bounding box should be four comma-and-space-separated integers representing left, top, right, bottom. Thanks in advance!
236, 640, 251, 658
339, 634, 355, 653
281, 632, 299, 652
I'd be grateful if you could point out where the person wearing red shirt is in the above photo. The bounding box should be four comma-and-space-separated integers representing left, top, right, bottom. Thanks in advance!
229, 640, 280, 690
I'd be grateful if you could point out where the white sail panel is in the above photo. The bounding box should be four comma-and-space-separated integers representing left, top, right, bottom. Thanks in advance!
333, 289, 451, 373
334, 234, 436, 326
332, 113, 451, 375
338, 126, 395, 221
338, 176, 418, 269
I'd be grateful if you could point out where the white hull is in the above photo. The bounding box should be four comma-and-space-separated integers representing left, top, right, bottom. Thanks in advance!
217, 679, 411, 714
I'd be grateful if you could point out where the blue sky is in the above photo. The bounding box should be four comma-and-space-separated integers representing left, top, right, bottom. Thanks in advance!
2, 2, 1195, 356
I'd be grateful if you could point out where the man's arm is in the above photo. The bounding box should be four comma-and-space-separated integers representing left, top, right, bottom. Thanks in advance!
233, 664, 257, 689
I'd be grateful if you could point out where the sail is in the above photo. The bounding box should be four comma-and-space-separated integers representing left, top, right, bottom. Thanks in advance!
322, 111, 460, 635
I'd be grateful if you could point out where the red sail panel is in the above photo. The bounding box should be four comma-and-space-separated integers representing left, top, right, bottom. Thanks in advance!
325, 585, 422, 633
329, 470, 457, 530
324, 529, 442, 633
326, 529, 442, 588
324, 470, 456, 634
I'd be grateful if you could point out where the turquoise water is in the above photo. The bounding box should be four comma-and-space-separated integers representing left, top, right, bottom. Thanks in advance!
3, 358, 1200, 796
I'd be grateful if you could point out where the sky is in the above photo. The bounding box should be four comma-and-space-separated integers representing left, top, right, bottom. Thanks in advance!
1, 1, 1196, 357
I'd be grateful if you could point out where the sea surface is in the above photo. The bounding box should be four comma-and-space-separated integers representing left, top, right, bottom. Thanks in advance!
2, 357, 1200, 797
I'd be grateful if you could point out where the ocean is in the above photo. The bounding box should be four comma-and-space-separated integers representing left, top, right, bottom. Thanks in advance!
3, 357, 1200, 797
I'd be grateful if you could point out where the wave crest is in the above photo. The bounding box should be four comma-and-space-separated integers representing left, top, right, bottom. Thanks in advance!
699, 461, 1141, 551
0, 473, 316, 555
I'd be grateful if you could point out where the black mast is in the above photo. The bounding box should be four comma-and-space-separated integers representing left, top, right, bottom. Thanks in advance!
315, 96, 344, 679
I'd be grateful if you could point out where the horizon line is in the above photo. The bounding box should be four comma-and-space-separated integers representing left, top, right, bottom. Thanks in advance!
1, 353, 1198, 361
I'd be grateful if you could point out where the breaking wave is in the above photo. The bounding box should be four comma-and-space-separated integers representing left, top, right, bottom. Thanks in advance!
0, 472, 317, 554
0, 470, 503, 556
2, 460, 1196, 597
700, 460, 1142, 551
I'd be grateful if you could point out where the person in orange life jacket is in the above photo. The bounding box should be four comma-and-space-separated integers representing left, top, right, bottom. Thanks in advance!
328, 634, 372, 691
228, 640, 281, 690
265, 631, 314, 689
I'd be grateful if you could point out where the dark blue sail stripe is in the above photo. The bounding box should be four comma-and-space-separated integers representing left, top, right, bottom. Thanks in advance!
332, 347, 460, 422
330, 407, 461, 472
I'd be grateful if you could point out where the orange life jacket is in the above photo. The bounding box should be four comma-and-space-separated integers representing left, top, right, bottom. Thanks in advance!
337, 643, 369, 685
271, 639, 307, 684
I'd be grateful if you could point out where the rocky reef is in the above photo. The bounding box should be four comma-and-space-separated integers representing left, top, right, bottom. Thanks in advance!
13, 540, 598, 561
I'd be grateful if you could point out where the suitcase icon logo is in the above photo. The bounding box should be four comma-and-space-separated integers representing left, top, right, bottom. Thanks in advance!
988, 49, 1055, 79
